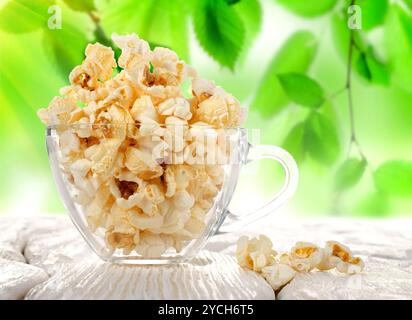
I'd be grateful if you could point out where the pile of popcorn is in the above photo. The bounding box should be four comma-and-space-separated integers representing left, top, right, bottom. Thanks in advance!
38, 33, 245, 258
236, 235, 365, 291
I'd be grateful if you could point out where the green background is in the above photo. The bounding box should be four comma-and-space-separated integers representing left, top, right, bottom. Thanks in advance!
1, 0, 412, 218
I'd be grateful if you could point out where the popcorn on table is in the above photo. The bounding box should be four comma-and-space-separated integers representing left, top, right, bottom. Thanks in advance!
318, 241, 365, 275
37, 33, 245, 258
261, 264, 297, 291
287, 241, 324, 272
236, 236, 365, 291
236, 235, 277, 272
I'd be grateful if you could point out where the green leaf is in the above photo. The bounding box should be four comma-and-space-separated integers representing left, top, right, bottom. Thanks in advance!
278, 73, 324, 108
303, 112, 340, 165
365, 53, 390, 85
282, 122, 305, 164
358, 0, 388, 30
374, 160, 412, 196
226, 0, 241, 4
276, 0, 337, 18
386, 4, 412, 93
233, 0, 262, 50
0, 0, 52, 33
398, 6, 412, 45
251, 31, 318, 117
101, 0, 190, 61
63, 0, 95, 12
405, 0, 412, 10
332, 10, 390, 85
354, 191, 390, 216
356, 53, 372, 81
356, 49, 390, 84
335, 158, 367, 191
193, 0, 245, 69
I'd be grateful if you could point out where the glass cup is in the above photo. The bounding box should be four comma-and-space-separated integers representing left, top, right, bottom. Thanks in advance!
46, 124, 298, 264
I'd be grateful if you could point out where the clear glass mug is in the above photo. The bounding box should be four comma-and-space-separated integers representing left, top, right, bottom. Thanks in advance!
46, 124, 298, 264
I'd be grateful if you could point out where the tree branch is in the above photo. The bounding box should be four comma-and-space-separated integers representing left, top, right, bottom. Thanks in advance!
88, 12, 113, 47
345, 0, 367, 161
332, 0, 371, 214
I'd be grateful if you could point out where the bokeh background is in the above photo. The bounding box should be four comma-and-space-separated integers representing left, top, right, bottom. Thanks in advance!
1, 0, 412, 218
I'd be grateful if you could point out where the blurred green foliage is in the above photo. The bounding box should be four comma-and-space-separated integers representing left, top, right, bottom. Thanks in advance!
251, 31, 318, 117
277, 73, 325, 108
276, 0, 337, 18
194, 0, 245, 69
335, 158, 367, 192
1, 0, 412, 217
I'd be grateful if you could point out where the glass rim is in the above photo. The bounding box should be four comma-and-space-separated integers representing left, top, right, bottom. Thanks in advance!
46, 123, 246, 131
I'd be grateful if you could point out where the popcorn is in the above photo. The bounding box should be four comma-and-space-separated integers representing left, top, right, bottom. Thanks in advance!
115, 182, 163, 216
153, 206, 191, 235
135, 231, 168, 258
191, 78, 244, 128
236, 236, 365, 293
157, 97, 192, 121
196, 95, 231, 128
38, 33, 245, 258
128, 209, 163, 230
136, 65, 181, 100
106, 231, 135, 251
130, 95, 159, 122
91, 139, 121, 174
70, 159, 93, 192
69, 43, 116, 90
112, 33, 151, 78
236, 235, 277, 272
191, 203, 208, 221
74, 118, 93, 138
124, 147, 163, 180
37, 96, 77, 125
172, 190, 195, 210
183, 217, 206, 236
102, 84, 136, 110
164, 165, 194, 197
318, 241, 365, 274
191, 78, 216, 97
86, 185, 113, 231
164, 116, 188, 153
59, 130, 81, 157
188, 169, 219, 201
206, 165, 225, 186
261, 264, 297, 291
288, 242, 324, 272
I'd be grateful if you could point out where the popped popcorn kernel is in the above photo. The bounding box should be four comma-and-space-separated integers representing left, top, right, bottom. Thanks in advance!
261, 264, 296, 291
37, 96, 77, 125
288, 242, 324, 272
112, 33, 151, 77
157, 97, 192, 121
236, 235, 277, 272
318, 241, 365, 274
69, 43, 116, 90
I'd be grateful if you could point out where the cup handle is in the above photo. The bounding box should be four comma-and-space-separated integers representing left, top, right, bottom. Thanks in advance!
218, 143, 299, 233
